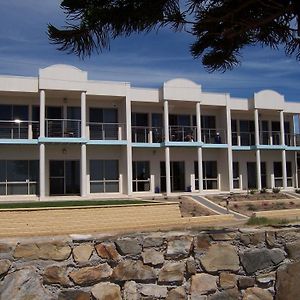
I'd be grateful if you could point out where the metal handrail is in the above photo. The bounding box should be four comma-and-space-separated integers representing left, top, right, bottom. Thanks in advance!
45, 119, 81, 138
169, 125, 197, 142
0, 120, 39, 139
201, 128, 226, 144
132, 126, 163, 143
89, 122, 124, 140
260, 130, 281, 145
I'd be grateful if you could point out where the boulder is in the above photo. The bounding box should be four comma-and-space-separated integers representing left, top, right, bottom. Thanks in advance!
143, 237, 164, 248
115, 239, 142, 255
140, 284, 168, 298
200, 244, 239, 273
91, 282, 122, 300
275, 261, 300, 300
112, 260, 156, 282
14, 242, 71, 261
0, 259, 11, 276
95, 242, 121, 261
58, 290, 91, 300
238, 276, 255, 289
43, 265, 70, 287
207, 288, 239, 300
190, 273, 217, 296
158, 261, 185, 284
123, 281, 139, 300
72, 244, 93, 263
285, 241, 300, 260
219, 272, 236, 290
69, 263, 112, 286
240, 248, 285, 274
166, 236, 193, 259
186, 257, 197, 275
142, 249, 164, 266
194, 235, 211, 253
166, 286, 186, 300
0, 266, 52, 300
243, 287, 272, 300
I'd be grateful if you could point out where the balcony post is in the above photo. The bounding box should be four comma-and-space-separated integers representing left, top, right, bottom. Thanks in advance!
165, 147, 171, 195
39, 90, 45, 138
226, 100, 233, 191
164, 100, 169, 142
81, 144, 87, 197
254, 109, 260, 146
280, 110, 285, 145
198, 147, 203, 193
196, 102, 201, 142
81, 91, 86, 138
282, 150, 287, 189
295, 152, 298, 189
254, 109, 262, 190
39, 143, 45, 199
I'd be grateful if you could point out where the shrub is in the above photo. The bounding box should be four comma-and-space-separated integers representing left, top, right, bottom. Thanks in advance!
233, 204, 239, 209
260, 188, 267, 194
247, 204, 257, 211
290, 201, 295, 205
295, 189, 300, 194
262, 202, 269, 207
247, 216, 289, 226
272, 187, 281, 194
250, 189, 256, 195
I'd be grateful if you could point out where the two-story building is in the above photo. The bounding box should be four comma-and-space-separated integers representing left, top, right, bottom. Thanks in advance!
0, 64, 299, 200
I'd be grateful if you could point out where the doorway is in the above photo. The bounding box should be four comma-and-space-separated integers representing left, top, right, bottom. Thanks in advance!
160, 161, 185, 192
247, 162, 257, 189
49, 160, 80, 195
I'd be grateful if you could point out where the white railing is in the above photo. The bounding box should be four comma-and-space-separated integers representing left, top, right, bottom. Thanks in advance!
169, 126, 197, 142
132, 126, 163, 143
285, 134, 300, 147
0, 120, 39, 139
259, 131, 281, 145
202, 128, 226, 144
232, 131, 255, 146
46, 119, 81, 138
89, 122, 125, 140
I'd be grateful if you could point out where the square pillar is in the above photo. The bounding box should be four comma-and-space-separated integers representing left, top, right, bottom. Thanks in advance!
282, 150, 287, 189
254, 108, 260, 145
198, 147, 203, 193
164, 100, 169, 142
81, 92, 86, 138
39, 143, 45, 199
40, 90, 45, 138
165, 147, 171, 195
280, 110, 285, 145
196, 102, 202, 142
226, 102, 233, 191
256, 150, 262, 190
81, 144, 87, 197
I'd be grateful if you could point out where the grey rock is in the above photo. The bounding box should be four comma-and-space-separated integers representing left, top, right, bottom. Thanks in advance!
91, 282, 122, 300
115, 239, 142, 255
72, 243, 93, 263
190, 273, 217, 296
238, 276, 255, 289
186, 257, 197, 275
158, 261, 185, 284
166, 286, 186, 300
140, 284, 168, 298
43, 265, 70, 287
285, 241, 300, 260
207, 288, 239, 300
240, 248, 285, 274
58, 290, 91, 300
0, 259, 11, 276
243, 287, 273, 300
123, 281, 139, 300
142, 249, 164, 266
219, 272, 237, 290
0, 266, 52, 300
166, 236, 193, 259
143, 237, 164, 248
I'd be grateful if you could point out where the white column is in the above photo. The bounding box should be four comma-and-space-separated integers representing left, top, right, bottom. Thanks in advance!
254, 109, 260, 145
254, 109, 262, 190
256, 150, 262, 190
164, 100, 169, 142
295, 151, 298, 189
282, 150, 287, 189
196, 102, 201, 142
40, 90, 45, 138
226, 102, 233, 191
39, 143, 45, 199
198, 147, 203, 193
280, 110, 285, 145
81, 92, 86, 138
126, 85, 132, 195
165, 147, 171, 195
80, 144, 87, 197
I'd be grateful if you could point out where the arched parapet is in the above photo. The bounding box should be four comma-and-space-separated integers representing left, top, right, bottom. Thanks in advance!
254, 90, 284, 110
163, 78, 201, 102
39, 64, 88, 91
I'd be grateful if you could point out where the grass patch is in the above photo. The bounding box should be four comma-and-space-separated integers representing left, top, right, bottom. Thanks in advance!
0, 199, 152, 210
246, 216, 289, 226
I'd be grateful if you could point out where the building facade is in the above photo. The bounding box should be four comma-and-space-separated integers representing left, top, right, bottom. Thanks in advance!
0, 64, 299, 200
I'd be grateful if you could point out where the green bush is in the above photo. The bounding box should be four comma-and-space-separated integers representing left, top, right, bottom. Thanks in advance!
260, 188, 267, 194
247, 204, 257, 211
272, 187, 281, 194
247, 216, 288, 226
295, 189, 300, 194
250, 189, 256, 195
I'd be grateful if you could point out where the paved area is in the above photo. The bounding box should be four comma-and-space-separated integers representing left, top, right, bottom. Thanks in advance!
191, 195, 248, 220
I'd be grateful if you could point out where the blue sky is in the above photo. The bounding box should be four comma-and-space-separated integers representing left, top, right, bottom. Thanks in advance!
1, 1, 300, 101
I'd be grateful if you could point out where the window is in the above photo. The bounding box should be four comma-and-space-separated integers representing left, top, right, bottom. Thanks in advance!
239, 120, 255, 145
287, 161, 293, 187
260, 121, 269, 145
273, 161, 283, 187
231, 120, 238, 145
169, 115, 193, 142
201, 116, 218, 144
203, 161, 218, 190
194, 161, 199, 190
233, 162, 240, 189
132, 113, 149, 142
152, 113, 163, 142
90, 160, 119, 193
132, 161, 150, 192
0, 160, 39, 195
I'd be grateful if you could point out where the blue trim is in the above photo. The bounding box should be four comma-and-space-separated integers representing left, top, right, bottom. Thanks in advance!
232, 145, 255, 151
257, 144, 285, 150
164, 141, 203, 147
285, 146, 300, 151
0, 139, 38, 145
202, 143, 228, 149
132, 143, 161, 148
87, 140, 127, 145
38, 137, 87, 144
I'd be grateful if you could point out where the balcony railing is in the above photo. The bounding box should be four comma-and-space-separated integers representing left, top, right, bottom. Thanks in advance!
285, 134, 300, 147
169, 126, 197, 142
46, 119, 81, 138
202, 128, 226, 144
0, 120, 39, 139
132, 126, 163, 143
89, 122, 125, 140
232, 131, 255, 146
259, 131, 281, 145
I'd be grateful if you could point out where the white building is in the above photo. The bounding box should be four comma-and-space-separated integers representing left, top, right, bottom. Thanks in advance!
0, 64, 299, 200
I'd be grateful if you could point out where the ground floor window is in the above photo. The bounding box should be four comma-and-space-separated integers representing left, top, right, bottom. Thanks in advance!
90, 160, 119, 193
273, 161, 293, 187
160, 161, 185, 192
0, 160, 39, 195
132, 161, 150, 192
233, 162, 240, 189
203, 161, 218, 189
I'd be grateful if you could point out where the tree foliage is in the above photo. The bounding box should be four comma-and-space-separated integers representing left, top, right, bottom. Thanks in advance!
48, 0, 300, 72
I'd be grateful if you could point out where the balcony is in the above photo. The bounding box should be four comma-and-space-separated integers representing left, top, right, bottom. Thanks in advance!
232, 132, 255, 146
259, 131, 281, 145
285, 134, 300, 147
89, 122, 125, 140
45, 119, 81, 138
0, 120, 39, 139
202, 129, 226, 144
169, 126, 197, 142
132, 126, 163, 143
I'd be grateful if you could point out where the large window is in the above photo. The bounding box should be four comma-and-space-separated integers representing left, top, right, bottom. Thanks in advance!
233, 162, 240, 189
132, 161, 150, 192
90, 160, 119, 193
274, 161, 283, 187
0, 160, 39, 195
287, 161, 293, 187
203, 161, 218, 190
132, 113, 149, 142
239, 120, 255, 145
0, 105, 29, 139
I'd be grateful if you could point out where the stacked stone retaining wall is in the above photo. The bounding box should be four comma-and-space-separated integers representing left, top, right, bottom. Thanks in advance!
0, 226, 300, 299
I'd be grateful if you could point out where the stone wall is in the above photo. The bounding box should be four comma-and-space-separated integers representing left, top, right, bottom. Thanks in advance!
0, 226, 300, 300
